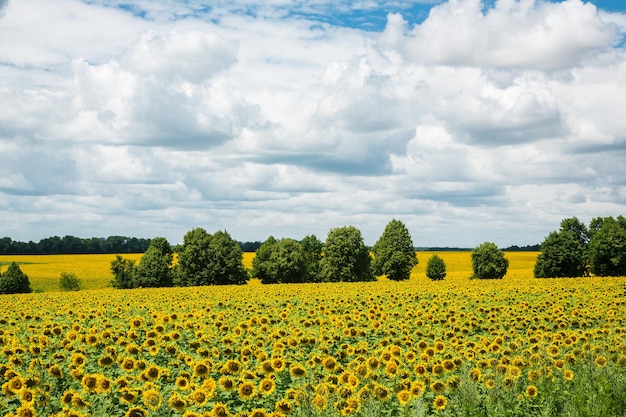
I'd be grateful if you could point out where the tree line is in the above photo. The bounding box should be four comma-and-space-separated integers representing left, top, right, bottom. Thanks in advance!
0, 235, 152, 254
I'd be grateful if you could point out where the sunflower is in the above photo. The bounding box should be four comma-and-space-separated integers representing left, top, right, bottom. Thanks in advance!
60, 389, 75, 406
189, 389, 209, 406
193, 362, 210, 378
384, 361, 398, 377
546, 345, 559, 357
373, 384, 390, 401
81, 374, 98, 392
595, 356, 608, 368
20, 388, 35, 404
250, 409, 268, 417
271, 358, 285, 372
260, 360, 275, 374
313, 394, 328, 410
430, 380, 446, 394
142, 389, 162, 410
144, 365, 160, 381
222, 359, 242, 375
98, 355, 115, 367
289, 363, 307, 378
564, 369, 574, 381
218, 377, 236, 392
120, 357, 135, 372
125, 407, 148, 417
48, 365, 63, 379
433, 395, 447, 410
397, 389, 411, 406
71, 393, 90, 408
259, 378, 276, 396
120, 389, 139, 405
238, 381, 256, 400
410, 381, 425, 397
275, 399, 294, 414
8, 376, 24, 393
525, 385, 538, 398
175, 376, 191, 391
15, 404, 36, 417
168, 392, 187, 412
323, 357, 338, 372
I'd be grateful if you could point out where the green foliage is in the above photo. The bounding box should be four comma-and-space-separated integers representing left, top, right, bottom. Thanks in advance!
252, 237, 307, 284
300, 234, 323, 282
133, 237, 174, 288
109, 255, 136, 289
471, 242, 508, 279
426, 254, 446, 280
372, 219, 418, 281
177, 228, 248, 286
534, 229, 587, 278
59, 272, 81, 291
251, 236, 278, 283
319, 226, 374, 282
0, 262, 32, 294
588, 216, 626, 276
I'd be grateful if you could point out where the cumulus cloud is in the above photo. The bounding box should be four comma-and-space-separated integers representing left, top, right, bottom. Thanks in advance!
1, 0, 626, 247
382, 0, 621, 69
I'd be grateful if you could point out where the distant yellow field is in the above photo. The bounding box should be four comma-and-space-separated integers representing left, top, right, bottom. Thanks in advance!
0, 251, 539, 293
0, 253, 143, 292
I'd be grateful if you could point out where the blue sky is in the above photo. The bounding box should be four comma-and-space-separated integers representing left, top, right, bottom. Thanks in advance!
1, 0, 626, 247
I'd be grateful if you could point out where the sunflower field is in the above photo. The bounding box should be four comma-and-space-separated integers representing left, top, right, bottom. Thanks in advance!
1, 252, 625, 417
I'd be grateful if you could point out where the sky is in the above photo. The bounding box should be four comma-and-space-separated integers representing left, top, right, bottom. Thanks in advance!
1, 0, 625, 248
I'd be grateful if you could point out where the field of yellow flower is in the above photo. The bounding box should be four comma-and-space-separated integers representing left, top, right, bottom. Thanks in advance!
1, 252, 625, 417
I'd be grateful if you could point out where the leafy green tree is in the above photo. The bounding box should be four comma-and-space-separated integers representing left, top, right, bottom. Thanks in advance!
251, 236, 278, 283
426, 254, 446, 281
534, 230, 587, 278
110, 255, 136, 289
176, 228, 213, 286
471, 242, 508, 279
252, 238, 307, 284
300, 234, 322, 282
588, 216, 626, 276
134, 237, 174, 288
559, 217, 590, 247
0, 262, 32, 294
372, 219, 418, 281
320, 226, 374, 282
177, 228, 248, 286
59, 272, 81, 291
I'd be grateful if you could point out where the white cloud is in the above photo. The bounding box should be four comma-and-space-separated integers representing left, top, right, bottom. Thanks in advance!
1, 0, 626, 247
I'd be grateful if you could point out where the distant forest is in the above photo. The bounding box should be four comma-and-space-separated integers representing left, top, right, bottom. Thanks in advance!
0, 236, 538, 255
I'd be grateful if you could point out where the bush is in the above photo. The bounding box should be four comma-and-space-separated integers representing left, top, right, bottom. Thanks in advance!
0, 262, 32, 294
110, 255, 136, 289
426, 254, 446, 280
588, 216, 626, 276
534, 230, 587, 278
59, 272, 81, 291
471, 242, 508, 279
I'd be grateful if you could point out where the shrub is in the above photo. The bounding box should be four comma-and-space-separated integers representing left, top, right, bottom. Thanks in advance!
0, 262, 32, 294
471, 242, 508, 279
426, 254, 446, 280
59, 272, 81, 291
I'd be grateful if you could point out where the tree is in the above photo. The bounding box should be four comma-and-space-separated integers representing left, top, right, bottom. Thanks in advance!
588, 216, 626, 276
110, 255, 136, 289
372, 219, 418, 281
0, 262, 32, 294
300, 234, 323, 282
319, 226, 374, 282
251, 236, 278, 283
534, 230, 587, 278
252, 238, 307, 284
426, 254, 446, 281
559, 217, 589, 247
471, 242, 508, 279
176, 228, 214, 286
59, 272, 81, 291
176, 228, 248, 286
133, 237, 174, 288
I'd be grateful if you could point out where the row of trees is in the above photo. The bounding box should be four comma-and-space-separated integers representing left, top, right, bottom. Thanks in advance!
111, 220, 514, 289
534, 216, 626, 278
0, 235, 152, 254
